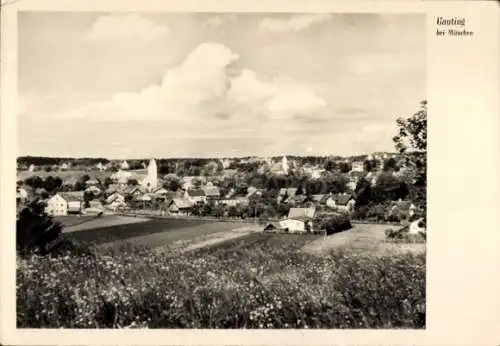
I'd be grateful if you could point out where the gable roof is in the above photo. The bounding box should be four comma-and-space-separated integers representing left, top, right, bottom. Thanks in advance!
187, 189, 206, 197
203, 186, 220, 197
60, 191, 85, 202
335, 194, 355, 206
311, 194, 326, 202
288, 207, 315, 219
171, 198, 193, 209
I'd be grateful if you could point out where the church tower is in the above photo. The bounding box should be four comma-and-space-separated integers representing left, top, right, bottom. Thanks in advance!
142, 158, 158, 192
282, 156, 289, 175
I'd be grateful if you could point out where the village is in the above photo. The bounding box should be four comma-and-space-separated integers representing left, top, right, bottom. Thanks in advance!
16, 152, 425, 234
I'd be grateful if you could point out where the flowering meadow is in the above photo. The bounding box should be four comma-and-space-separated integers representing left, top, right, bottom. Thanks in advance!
17, 233, 425, 329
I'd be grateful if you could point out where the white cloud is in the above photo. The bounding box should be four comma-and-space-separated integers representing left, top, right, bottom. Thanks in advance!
46, 42, 326, 133
87, 14, 169, 42
259, 14, 331, 33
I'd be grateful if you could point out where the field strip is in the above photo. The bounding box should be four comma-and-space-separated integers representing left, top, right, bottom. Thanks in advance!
64, 215, 150, 233
182, 228, 258, 252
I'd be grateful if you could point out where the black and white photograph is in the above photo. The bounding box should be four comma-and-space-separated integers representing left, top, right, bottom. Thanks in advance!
15, 11, 428, 329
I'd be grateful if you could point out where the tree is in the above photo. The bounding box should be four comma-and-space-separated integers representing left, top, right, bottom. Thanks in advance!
392, 100, 427, 209
127, 178, 138, 186
17, 199, 63, 255
383, 158, 398, 172
43, 176, 62, 193
338, 162, 351, 173
24, 176, 44, 189
393, 100, 427, 154
163, 174, 181, 191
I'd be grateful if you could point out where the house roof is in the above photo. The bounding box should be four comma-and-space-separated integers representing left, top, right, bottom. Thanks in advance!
288, 216, 312, 222
311, 194, 326, 202
264, 222, 282, 230
288, 207, 315, 219
188, 189, 206, 197
60, 191, 85, 202
335, 194, 354, 206
171, 198, 193, 209
203, 186, 220, 197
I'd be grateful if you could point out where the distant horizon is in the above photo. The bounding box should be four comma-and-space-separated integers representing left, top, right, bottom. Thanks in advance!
17, 150, 400, 162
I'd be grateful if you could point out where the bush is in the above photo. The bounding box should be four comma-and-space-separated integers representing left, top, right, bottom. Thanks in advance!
324, 213, 352, 235
16, 199, 63, 256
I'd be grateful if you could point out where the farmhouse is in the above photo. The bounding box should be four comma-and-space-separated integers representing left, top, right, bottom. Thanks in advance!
45, 193, 67, 216
60, 192, 85, 214
121, 160, 130, 170
106, 192, 126, 210
168, 198, 193, 215
185, 189, 207, 204
281, 217, 313, 233
264, 216, 314, 234
95, 162, 106, 172
203, 186, 221, 200
333, 193, 356, 213
28, 164, 36, 172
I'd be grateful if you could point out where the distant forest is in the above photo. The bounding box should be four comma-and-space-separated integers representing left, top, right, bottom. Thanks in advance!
17, 154, 393, 167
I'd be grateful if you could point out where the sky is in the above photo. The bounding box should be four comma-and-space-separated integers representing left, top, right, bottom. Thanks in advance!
18, 12, 425, 159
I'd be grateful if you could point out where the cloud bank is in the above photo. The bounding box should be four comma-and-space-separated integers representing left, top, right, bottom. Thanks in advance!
48, 42, 327, 125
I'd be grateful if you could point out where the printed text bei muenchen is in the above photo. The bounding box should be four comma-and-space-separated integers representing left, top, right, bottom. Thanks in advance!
436, 17, 473, 37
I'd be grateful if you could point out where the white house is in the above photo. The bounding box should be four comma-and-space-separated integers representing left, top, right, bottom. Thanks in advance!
60, 192, 85, 214
333, 193, 356, 213
45, 194, 68, 216
121, 160, 130, 170
351, 161, 364, 172
106, 192, 126, 210
106, 191, 125, 204
28, 164, 36, 172
96, 162, 106, 172
168, 198, 193, 215
264, 216, 313, 234
60, 162, 70, 171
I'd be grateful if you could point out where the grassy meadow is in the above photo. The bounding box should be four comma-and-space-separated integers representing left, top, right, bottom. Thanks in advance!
17, 218, 426, 329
